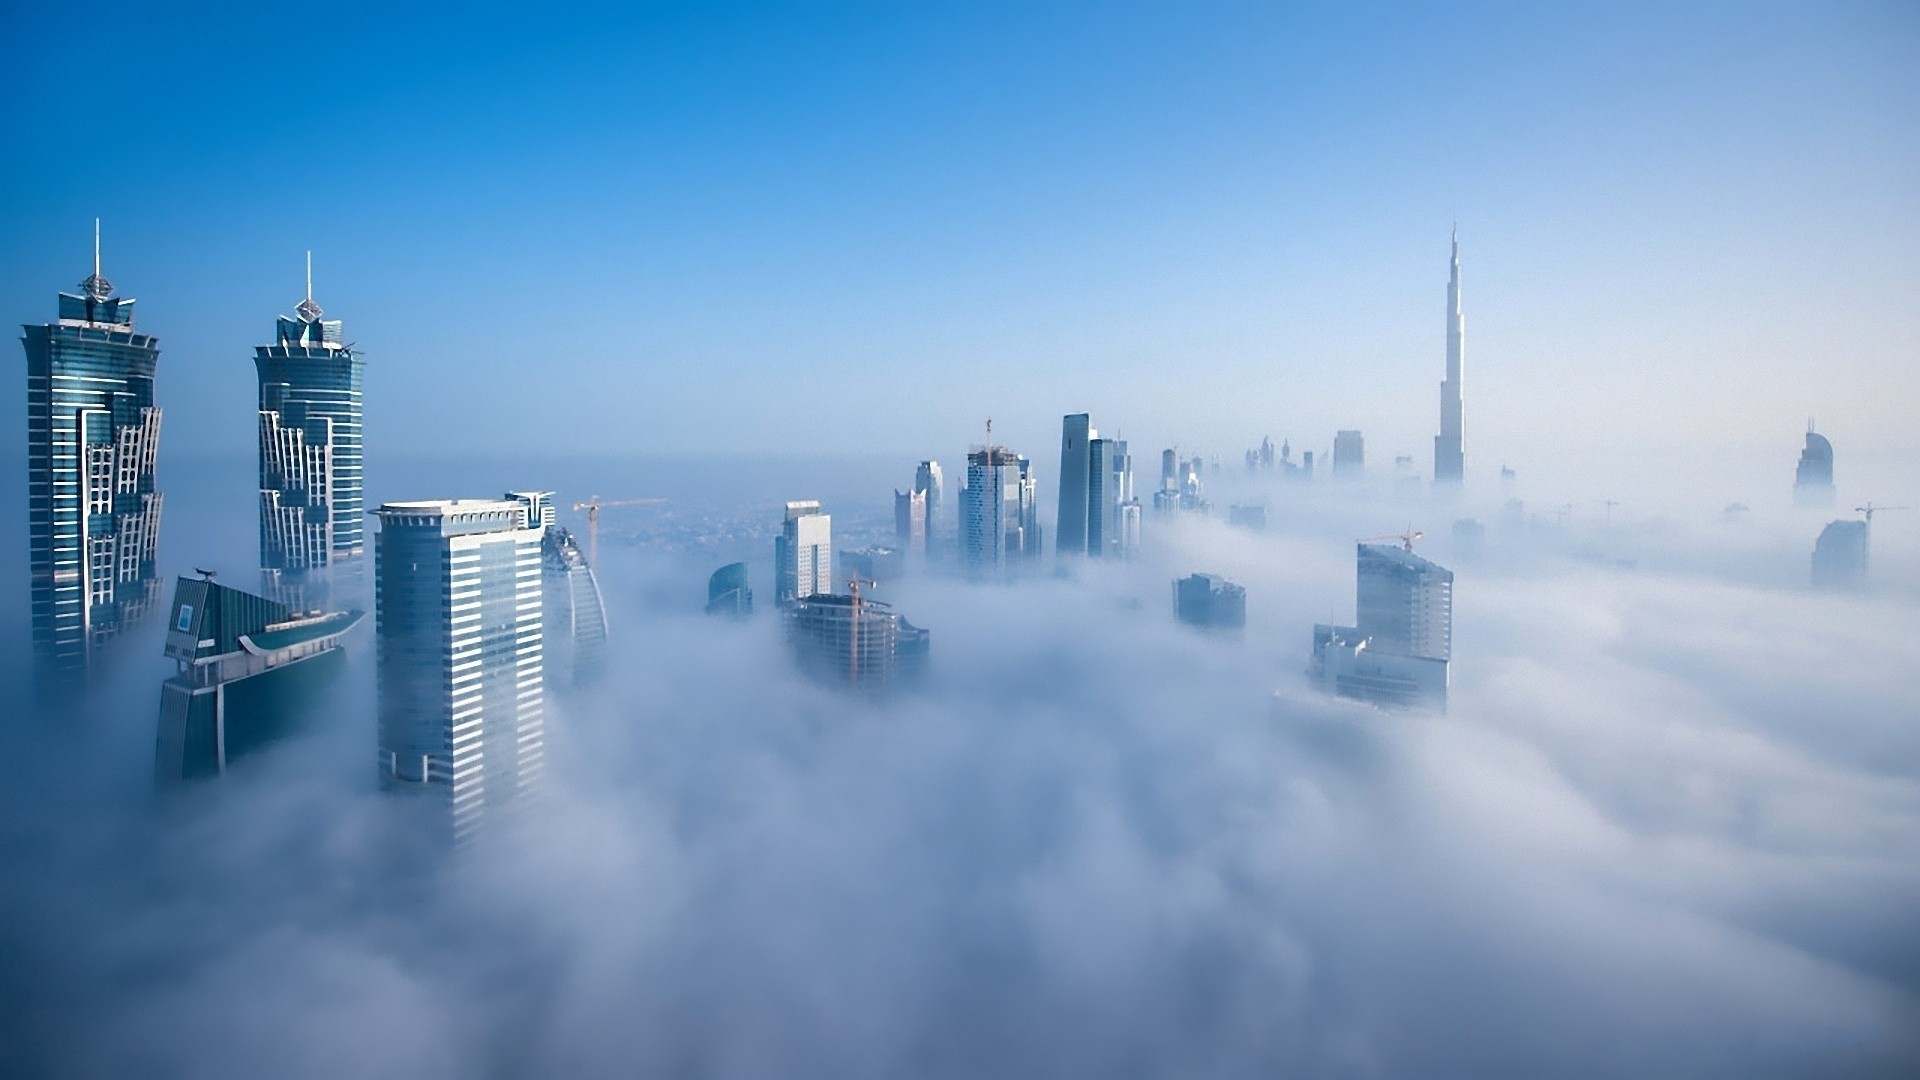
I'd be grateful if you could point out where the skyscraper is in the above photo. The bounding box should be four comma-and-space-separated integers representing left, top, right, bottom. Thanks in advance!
1434, 228, 1465, 486
915, 460, 943, 559
256, 254, 364, 607
1056, 413, 1095, 556
895, 487, 927, 551
1811, 519, 1868, 590
1794, 424, 1835, 507
775, 500, 831, 608
541, 524, 609, 689
1311, 541, 1454, 708
21, 222, 163, 695
375, 494, 547, 843
156, 575, 362, 785
1333, 430, 1364, 478
960, 439, 1040, 578
1087, 437, 1137, 557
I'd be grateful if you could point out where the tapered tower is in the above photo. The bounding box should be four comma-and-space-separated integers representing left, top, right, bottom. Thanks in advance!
1434, 228, 1465, 486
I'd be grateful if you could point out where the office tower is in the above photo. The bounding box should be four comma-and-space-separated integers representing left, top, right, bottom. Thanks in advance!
375, 495, 547, 843
1311, 541, 1453, 708
156, 575, 362, 785
894, 487, 927, 551
842, 545, 906, 583
1056, 413, 1095, 556
1301, 451, 1315, 481
786, 588, 929, 688
1434, 228, 1466, 486
960, 440, 1040, 578
914, 460, 944, 558
706, 562, 753, 616
1794, 423, 1835, 507
1119, 501, 1142, 555
1260, 436, 1275, 471
22, 222, 164, 695
1161, 448, 1179, 492
541, 525, 608, 689
775, 500, 831, 607
1087, 437, 1136, 557
1811, 520, 1868, 590
1174, 574, 1246, 629
256, 254, 364, 607
1333, 430, 1364, 477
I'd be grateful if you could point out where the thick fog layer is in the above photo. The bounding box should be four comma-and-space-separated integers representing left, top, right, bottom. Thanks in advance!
1, 455, 1916, 1078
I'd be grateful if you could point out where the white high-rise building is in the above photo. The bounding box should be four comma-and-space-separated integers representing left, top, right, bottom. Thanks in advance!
1434, 228, 1466, 485
375, 493, 548, 843
775, 500, 831, 607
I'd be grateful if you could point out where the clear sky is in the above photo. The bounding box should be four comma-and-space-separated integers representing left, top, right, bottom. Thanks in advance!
3, 1, 1916, 477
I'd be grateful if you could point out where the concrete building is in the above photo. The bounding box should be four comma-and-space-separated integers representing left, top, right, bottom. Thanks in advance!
1434, 228, 1466, 486
705, 561, 753, 616
1795, 424, 1835, 508
1174, 573, 1246, 630
786, 589, 929, 689
1811, 519, 1868, 590
22, 222, 164, 697
541, 524, 608, 689
1333, 430, 1364, 478
1312, 541, 1454, 708
256, 253, 364, 608
774, 500, 831, 608
156, 575, 362, 785
374, 494, 547, 843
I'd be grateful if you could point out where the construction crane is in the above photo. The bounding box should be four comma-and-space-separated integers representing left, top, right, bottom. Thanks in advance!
846, 573, 877, 683
569, 496, 667, 566
1856, 502, 1909, 525
1359, 526, 1424, 553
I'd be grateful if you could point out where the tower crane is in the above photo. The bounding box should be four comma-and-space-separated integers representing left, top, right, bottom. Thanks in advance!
569, 496, 667, 566
1856, 502, 1909, 525
1358, 526, 1425, 553
845, 572, 877, 683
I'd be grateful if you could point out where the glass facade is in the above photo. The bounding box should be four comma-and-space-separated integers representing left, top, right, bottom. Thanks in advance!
21, 267, 163, 697
256, 287, 364, 582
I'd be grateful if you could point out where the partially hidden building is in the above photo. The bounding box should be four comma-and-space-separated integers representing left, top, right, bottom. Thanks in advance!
706, 561, 753, 616
1434, 228, 1465, 486
22, 222, 163, 696
1794, 423, 1835, 508
775, 500, 831, 608
542, 524, 608, 689
375, 493, 548, 843
1333, 430, 1364, 478
1174, 573, 1246, 630
786, 587, 928, 689
1311, 541, 1453, 708
1811, 519, 1868, 590
960, 435, 1041, 579
156, 575, 362, 785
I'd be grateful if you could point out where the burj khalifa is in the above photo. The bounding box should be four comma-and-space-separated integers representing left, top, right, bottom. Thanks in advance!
1433, 228, 1465, 486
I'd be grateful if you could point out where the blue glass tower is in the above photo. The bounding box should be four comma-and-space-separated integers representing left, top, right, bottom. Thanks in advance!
20, 223, 163, 696
256, 254, 364, 605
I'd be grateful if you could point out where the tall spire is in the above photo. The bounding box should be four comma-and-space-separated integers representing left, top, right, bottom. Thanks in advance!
81, 217, 113, 301
295, 250, 323, 322
1434, 227, 1465, 485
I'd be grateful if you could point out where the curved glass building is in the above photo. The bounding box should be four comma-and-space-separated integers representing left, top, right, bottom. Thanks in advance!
706, 561, 753, 616
542, 525, 609, 688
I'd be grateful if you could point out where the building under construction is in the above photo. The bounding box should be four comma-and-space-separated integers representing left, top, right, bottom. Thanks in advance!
786, 591, 928, 689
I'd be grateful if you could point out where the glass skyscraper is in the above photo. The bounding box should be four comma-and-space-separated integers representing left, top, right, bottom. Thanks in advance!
256, 256, 364, 605
541, 524, 609, 688
21, 225, 163, 696
960, 444, 1040, 578
375, 493, 548, 843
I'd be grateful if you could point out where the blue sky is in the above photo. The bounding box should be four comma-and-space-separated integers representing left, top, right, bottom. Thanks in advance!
3, 1, 1915, 483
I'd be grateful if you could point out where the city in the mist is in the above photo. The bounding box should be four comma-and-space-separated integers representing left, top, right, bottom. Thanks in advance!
2, 3, 1918, 1079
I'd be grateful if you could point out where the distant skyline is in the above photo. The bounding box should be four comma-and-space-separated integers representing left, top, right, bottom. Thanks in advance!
3, 2, 1916, 477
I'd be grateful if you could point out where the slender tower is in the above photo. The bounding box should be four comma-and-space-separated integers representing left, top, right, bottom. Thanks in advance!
21, 221, 164, 697
256, 253, 364, 609
1434, 228, 1465, 486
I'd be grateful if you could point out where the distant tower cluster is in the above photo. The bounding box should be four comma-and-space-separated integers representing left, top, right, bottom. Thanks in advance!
257, 252, 364, 607
1056, 413, 1139, 558
1312, 539, 1454, 708
374, 494, 549, 843
1434, 229, 1465, 486
775, 500, 832, 607
22, 221, 164, 695
960, 429, 1041, 578
1153, 450, 1208, 515
1794, 423, 1835, 508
